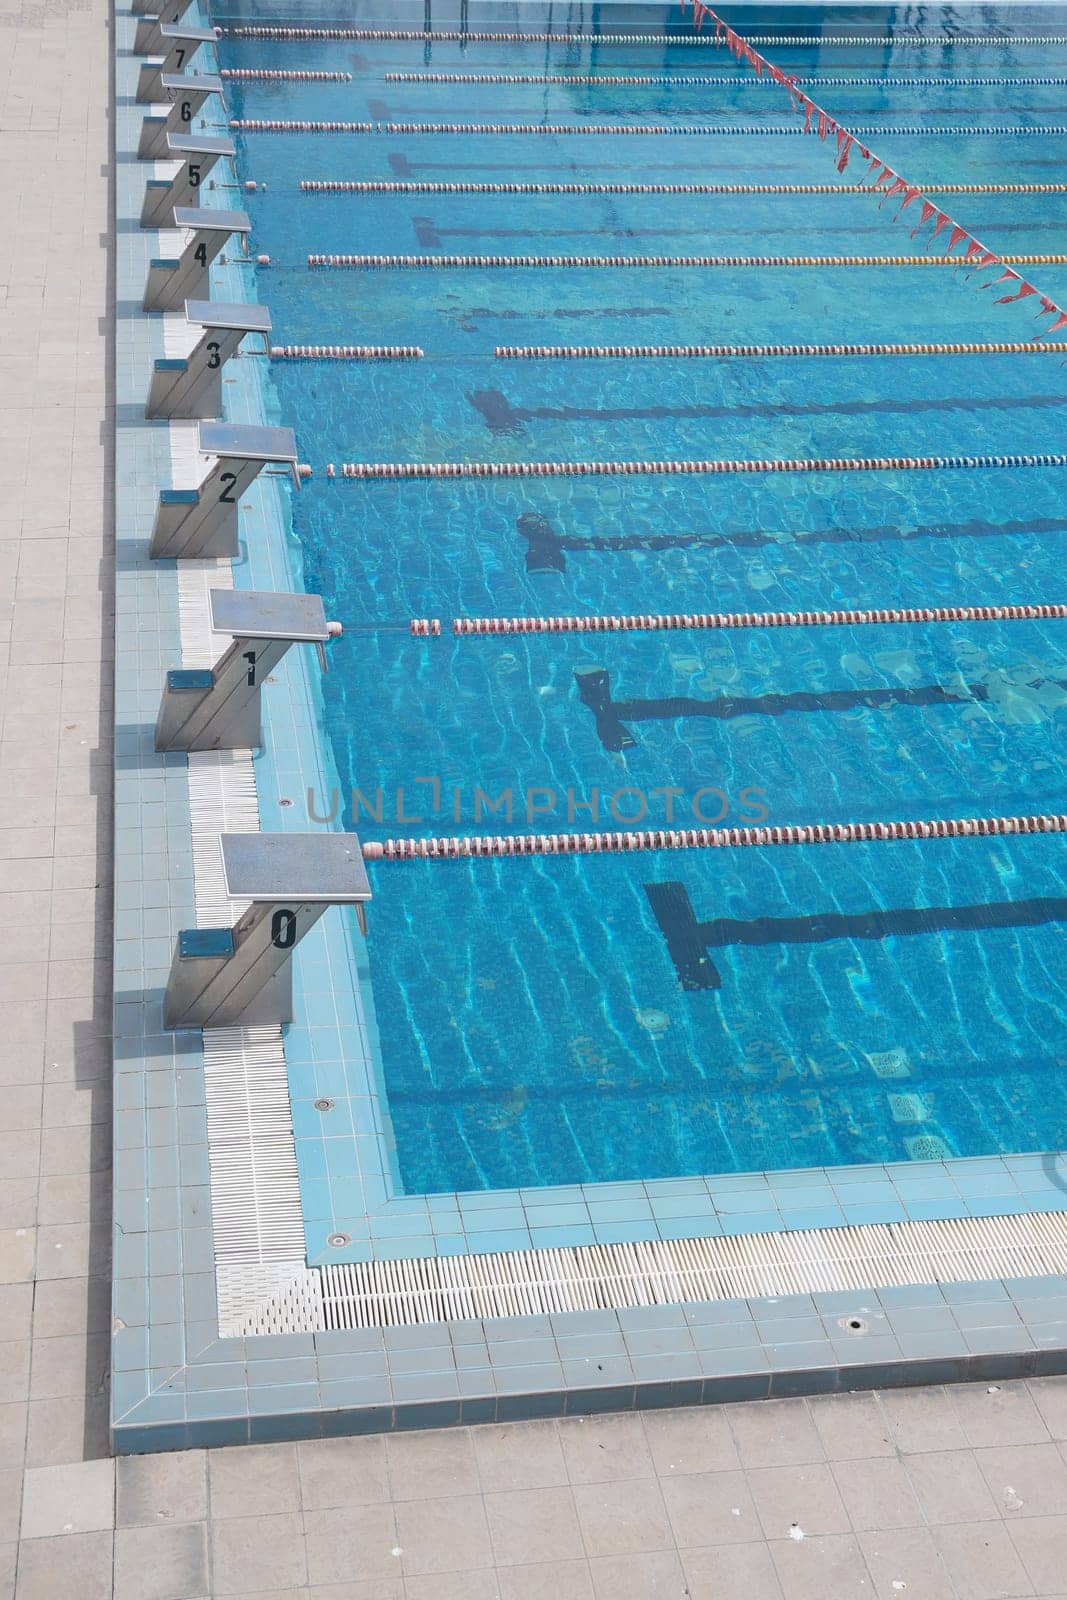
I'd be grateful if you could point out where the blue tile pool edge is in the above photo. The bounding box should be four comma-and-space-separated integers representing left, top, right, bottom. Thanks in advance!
111, 0, 1067, 1450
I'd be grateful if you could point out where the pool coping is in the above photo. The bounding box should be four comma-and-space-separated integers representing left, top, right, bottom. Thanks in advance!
111, 0, 1067, 1452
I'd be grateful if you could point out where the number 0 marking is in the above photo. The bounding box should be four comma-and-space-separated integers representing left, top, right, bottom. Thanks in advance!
271, 909, 297, 949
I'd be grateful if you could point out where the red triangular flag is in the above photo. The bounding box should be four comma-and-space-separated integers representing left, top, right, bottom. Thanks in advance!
997, 280, 1036, 303
911, 199, 937, 238
1040, 312, 1067, 334
836, 134, 853, 173
946, 225, 969, 254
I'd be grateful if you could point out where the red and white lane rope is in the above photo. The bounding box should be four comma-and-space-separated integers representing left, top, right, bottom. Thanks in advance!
232, 117, 1067, 135
299, 180, 1067, 195
308, 252, 1067, 269
270, 344, 423, 359
360, 813, 1067, 863
414, 603, 1067, 637
332, 453, 1067, 480
495, 341, 1067, 358
220, 68, 352, 80
219, 26, 1067, 44
385, 72, 1067, 86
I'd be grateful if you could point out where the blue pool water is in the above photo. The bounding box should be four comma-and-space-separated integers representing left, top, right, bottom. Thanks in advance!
219, 7, 1067, 1196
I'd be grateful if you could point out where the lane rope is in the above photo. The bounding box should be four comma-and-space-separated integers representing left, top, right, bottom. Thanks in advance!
360, 813, 1067, 863
383, 72, 1067, 85
219, 27, 1067, 44
232, 118, 1067, 135
332, 453, 1067, 480
307, 252, 1067, 268
299, 180, 1067, 194
420, 603, 1067, 636
270, 343, 423, 359
494, 340, 1067, 357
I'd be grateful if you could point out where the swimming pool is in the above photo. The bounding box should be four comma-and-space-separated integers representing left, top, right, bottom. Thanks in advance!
218, 7, 1067, 1206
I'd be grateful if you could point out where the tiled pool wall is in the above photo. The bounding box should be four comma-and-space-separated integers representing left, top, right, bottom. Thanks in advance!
112, 0, 1067, 1452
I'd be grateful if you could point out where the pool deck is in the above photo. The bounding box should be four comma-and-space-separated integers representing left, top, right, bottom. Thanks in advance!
3, 0, 1067, 1589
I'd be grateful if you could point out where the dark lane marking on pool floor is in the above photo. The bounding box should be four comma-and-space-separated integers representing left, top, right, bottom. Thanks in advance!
575, 665, 1065, 753
470, 388, 1067, 438
646, 879, 1067, 990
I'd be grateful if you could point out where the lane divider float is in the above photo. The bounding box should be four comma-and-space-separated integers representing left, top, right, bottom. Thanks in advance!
308, 252, 1067, 269
270, 344, 423, 359
360, 813, 1067, 863
384, 73, 1067, 85
333, 453, 1067, 480
219, 27, 1067, 44
494, 340, 1067, 358
415, 603, 1067, 636
233, 118, 1067, 135
220, 68, 353, 80
299, 180, 1067, 194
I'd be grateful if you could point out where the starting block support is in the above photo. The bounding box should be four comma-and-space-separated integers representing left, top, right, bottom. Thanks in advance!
132, 0, 198, 39
150, 422, 300, 560
136, 25, 216, 100
138, 74, 225, 160
140, 134, 235, 229
155, 589, 337, 752
163, 833, 371, 1029
143, 208, 251, 312
146, 300, 271, 420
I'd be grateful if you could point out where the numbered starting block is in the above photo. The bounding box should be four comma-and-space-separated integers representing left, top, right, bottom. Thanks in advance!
138, 74, 225, 160
164, 833, 371, 1029
133, 0, 198, 47
146, 300, 271, 421
155, 589, 339, 752
136, 23, 216, 99
143, 209, 251, 313
150, 422, 300, 560
141, 135, 235, 229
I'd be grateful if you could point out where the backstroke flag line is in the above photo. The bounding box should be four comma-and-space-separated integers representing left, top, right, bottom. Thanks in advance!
684, 4, 1067, 337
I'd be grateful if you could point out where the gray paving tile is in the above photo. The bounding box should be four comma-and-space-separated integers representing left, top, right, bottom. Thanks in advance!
209, 1512, 308, 1595
0, 1232, 34, 1285
113, 1523, 208, 1600
23, 1392, 109, 1467
933, 1521, 1035, 1600
473, 1420, 567, 1492
831, 1456, 924, 1532
857, 1527, 958, 1600
395, 1494, 492, 1576
976, 1442, 1067, 1518
904, 1448, 1002, 1524
209, 1444, 301, 1519
484, 1486, 584, 1567
19, 1459, 113, 1539
115, 1450, 207, 1527
586, 1549, 689, 1598
681, 1541, 785, 1600
950, 1381, 1050, 1449
1007, 1514, 1067, 1595
573, 1477, 673, 1558
405, 1572, 500, 1600
726, 1399, 823, 1468
300, 1505, 400, 1586
1029, 1377, 1067, 1441
771, 1530, 877, 1600
880, 1385, 970, 1454
559, 1415, 654, 1484
296, 1436, 389, 1510
641, 1406, 740, 1476
13, 1529, 113, 1600
747, 1463, 851, 1541
386, 1429, 480, 1500
808, 1393, 894, 1460
496, 1559, 594, 1600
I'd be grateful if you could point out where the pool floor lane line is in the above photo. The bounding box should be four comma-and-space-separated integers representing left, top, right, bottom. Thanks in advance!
645, 879, 1067, 991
